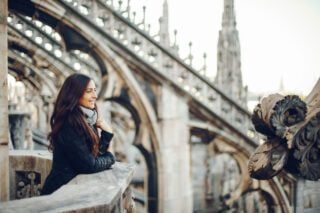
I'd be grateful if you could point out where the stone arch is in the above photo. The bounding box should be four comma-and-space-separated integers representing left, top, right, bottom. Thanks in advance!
239, 188, 276, 212
90, 44, 162, 213
136, 144, 158, 212
8, 48, 57, 96
97, 52, 162, 212
212, 137, 291, 212
104, 96, 141, 144
8, 1, 163, 211
9, 0, 108, 76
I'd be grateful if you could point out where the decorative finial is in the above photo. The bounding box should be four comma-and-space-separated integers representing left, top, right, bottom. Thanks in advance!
118, 0, 123, 11
201, 52, 207, 75
142, 5, 146, 30
147, 24, 151, 33
172, 29, 179, 53
132, 11, 136, 23
188, 41, 193, 66
126, 0, 131, 19
173, 29, 178, 47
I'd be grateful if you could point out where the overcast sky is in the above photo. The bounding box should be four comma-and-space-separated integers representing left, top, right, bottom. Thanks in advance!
130, 0, 320, 96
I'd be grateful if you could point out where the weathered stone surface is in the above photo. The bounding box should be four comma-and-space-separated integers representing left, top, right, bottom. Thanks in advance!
249, 80, 320, 181
157, 85, 193, 213
251, 94, 307, 138
9, 150, 52, 199
0, 158, 135, 213
304, 180, 320, 210
0, 0, 9, 202
248, 137, 289, 180
9, 113, 33, 150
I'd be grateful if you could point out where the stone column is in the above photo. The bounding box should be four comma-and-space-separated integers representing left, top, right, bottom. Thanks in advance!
9, 113, 32, 150
0, 0, 9, 201
294, 178, 305, 213
157, 86, 193, 212
191, 142, 210, 211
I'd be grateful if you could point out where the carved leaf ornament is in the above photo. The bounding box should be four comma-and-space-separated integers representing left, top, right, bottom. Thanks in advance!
270, 95, 307, 138
248, 90, 320, 181
248, 137, 289, 180
292, 112, 320, 180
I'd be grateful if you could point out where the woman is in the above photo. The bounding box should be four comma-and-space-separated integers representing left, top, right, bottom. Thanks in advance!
41, 73, 115, 195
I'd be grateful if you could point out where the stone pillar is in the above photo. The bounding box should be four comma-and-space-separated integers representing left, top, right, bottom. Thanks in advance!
9, 113, 32, 150
0, 0, 9, 201
191, 142, 209, 211
157, 86, 193, 212
294, 178, 305, 213
38, 100, 48, 132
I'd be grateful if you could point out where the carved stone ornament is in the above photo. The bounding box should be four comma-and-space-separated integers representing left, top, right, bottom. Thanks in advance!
251, 94, 307, 139
248, 79, 320, 181
291, 111, 320, 180
248, 137, 289, 180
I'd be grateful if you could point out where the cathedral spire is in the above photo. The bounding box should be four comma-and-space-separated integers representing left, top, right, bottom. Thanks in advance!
159, 0, 170, 47
222, 0, 236, 29
215, 0, 247, 108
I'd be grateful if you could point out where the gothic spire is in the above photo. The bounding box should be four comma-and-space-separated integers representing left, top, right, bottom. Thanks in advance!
215, 0, 247, 108
159, 0, 170, 47
222, 0, 236, 29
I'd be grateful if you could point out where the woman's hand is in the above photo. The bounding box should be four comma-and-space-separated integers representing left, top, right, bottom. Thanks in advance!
95, 101, 113, 133
96, 118, 113, 133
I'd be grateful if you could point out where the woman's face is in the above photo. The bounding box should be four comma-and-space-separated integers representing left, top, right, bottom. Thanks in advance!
79, 80, 97, 109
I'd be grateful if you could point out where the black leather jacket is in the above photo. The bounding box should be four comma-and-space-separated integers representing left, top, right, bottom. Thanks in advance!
41, 122, 115, 195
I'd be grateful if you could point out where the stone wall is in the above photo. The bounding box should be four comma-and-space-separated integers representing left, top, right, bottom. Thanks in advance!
0, 0, 9, 202
304, 180, 320, 212
9, 150, 52, 199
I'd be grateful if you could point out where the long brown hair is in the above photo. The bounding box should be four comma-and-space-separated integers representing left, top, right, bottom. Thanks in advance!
48, 73, 99, 156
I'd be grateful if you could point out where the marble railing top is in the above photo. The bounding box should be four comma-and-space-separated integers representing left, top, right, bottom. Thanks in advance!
8, 150, 52, 158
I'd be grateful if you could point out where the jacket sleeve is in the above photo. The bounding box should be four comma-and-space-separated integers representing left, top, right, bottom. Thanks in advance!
58, 124, 115, 174
98, 130, 113, 155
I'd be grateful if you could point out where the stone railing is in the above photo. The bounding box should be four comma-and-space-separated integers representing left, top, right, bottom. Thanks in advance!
0, 150, 135, 213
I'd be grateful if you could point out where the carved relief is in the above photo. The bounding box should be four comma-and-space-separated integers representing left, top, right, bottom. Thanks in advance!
291, 112, 320, 180
251, 94, 306, 138
248, 137, 289, 180
249, 80, 320, 181
15, 171, 41, 199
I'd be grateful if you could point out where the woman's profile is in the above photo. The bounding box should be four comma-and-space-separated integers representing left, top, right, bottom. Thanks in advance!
41, 73, 115, 195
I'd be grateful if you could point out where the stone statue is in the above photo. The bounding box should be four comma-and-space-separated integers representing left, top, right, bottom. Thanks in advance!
248, 79, 320, 181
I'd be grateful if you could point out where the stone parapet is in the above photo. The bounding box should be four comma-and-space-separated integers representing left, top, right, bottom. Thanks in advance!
9, 150, 52, 199
1, 150, 135, 213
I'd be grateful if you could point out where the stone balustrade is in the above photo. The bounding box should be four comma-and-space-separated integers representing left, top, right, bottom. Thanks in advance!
0, 150, 135, 213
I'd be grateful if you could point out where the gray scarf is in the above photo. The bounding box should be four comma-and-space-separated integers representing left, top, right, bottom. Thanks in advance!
80, 106, 97, 126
